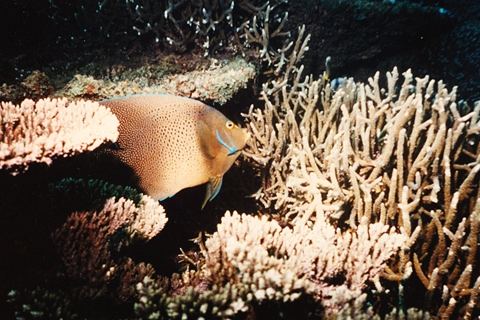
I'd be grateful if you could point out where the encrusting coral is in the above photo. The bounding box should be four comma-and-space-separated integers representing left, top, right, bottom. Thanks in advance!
0, 97, 119, 174
57, 57, 256, 104
52, 195, 168, 302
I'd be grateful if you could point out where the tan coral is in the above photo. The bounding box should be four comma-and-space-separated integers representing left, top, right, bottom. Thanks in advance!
243, 49, 480, 317
0, 97, 119, 174
136, 209, 404, 318
129, 195, 170, 241
241, 16, 480, 316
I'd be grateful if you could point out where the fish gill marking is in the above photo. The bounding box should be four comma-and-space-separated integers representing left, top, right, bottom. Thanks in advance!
216, 129, 238, 155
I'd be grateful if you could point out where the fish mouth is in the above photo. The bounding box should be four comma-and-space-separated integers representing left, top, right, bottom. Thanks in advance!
229, 146, 244, 156
231, 131, 250, 156
230, 131, 251, 156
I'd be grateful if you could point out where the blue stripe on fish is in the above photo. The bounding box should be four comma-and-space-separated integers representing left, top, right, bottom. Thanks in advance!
216, 129, 238, 155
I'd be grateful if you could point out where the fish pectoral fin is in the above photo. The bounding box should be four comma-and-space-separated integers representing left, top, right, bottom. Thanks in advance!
197, 120, 220, 159
108, 141, 123, 150
201, 175, 223, 209
114, 142, 124, 150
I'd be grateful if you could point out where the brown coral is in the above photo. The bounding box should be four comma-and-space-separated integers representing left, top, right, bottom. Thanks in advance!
21, 70, 54, 100
57, 57, 256, 105
0, 97, 119, 174
52, 195, 167, 301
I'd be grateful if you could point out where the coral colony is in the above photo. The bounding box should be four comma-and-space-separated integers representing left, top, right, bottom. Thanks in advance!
1, 0, 480, 319
0, 98, 119, 173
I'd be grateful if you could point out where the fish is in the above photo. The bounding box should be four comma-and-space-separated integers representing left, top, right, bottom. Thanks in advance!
100, 94, 249, 209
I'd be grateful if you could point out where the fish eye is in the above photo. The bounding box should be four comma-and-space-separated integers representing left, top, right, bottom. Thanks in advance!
226, 120, 235, 129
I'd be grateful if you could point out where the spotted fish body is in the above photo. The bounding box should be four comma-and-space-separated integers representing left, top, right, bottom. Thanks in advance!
100, 95, 248, 208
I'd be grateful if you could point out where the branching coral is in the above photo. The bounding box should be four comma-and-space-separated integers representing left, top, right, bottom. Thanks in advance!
127, 0, 288, 55
7, 287, 80, 320
135, 272, 250, 319
49, 178, 145, 213
52, 195, 167, 302
3, 2, 479, 319
135, 210, 406, 318
242, 30, 480, 316
47, 0, 290, 57
205, 211, 406, 317
0, 98, 119, 174
131, 22, 480, 318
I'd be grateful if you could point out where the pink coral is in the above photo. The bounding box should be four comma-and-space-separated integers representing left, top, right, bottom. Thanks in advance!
204, 211, 406, 316
0, 97, 119, 174
52, 196, 167, 301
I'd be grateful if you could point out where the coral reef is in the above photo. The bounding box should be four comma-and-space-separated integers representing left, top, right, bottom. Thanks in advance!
20, 70, 53, 100
127, 0, 288, 55
242, 28, 480, 317
0, 97, 119, 174
43, 0, 290, 56
205, 211, 406, 316
7, 287, 80, 320
135, 273, 250, 319
134, 210, 406, 318
52, 195, 167, 302
2, 0, 480, 319
287, 0, 454, 85
57, 56, 256, 104
49, 177, 146, 213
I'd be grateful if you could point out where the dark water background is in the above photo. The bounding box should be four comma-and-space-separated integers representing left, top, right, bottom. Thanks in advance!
0, 0, 479, 318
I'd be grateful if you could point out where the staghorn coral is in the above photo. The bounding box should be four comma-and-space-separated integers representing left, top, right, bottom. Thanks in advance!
242, 29, 480, 316
127, 0, 288, 55
239, 3, 297, 74
132, 22, 480, 318
0, 97, 119, 174
2, 3, 479, 319
52, 195, 167, 302
44, 0, 291, 59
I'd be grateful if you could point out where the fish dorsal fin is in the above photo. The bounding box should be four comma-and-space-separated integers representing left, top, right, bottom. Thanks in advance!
202, 175, 223, 209
197, 120, 221, 159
